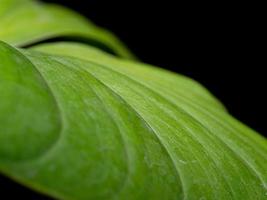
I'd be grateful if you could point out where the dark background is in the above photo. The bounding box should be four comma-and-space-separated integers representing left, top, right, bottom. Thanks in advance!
41, 0, 266, 136
1, 0, 266, 199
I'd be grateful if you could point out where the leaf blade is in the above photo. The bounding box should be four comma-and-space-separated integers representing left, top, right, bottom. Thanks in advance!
0, 0, 134, 59
0, 41, 266, 199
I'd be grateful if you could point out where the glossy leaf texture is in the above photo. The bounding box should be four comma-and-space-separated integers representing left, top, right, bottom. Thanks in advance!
0, 41, 267, 200
0, 0, 267, 200
0, 0, 134, 59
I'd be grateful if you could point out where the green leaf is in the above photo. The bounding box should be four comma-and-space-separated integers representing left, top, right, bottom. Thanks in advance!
0, 0, 267, 199
0, 0, 135, 59
0, 41, 267, 200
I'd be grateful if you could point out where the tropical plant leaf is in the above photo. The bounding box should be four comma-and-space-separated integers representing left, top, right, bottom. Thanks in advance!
0, 0, 134, 59
0, 41, 267, 200
0, 0, 267, 200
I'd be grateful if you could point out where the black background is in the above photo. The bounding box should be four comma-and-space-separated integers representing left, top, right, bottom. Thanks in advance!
41, 0, 266, 136
1, 0, 266, 199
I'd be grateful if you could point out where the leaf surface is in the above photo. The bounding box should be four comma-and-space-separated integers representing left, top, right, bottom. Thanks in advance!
0, 0, 134, 58
0, 0, 267, 199
0, 41, 266, 200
